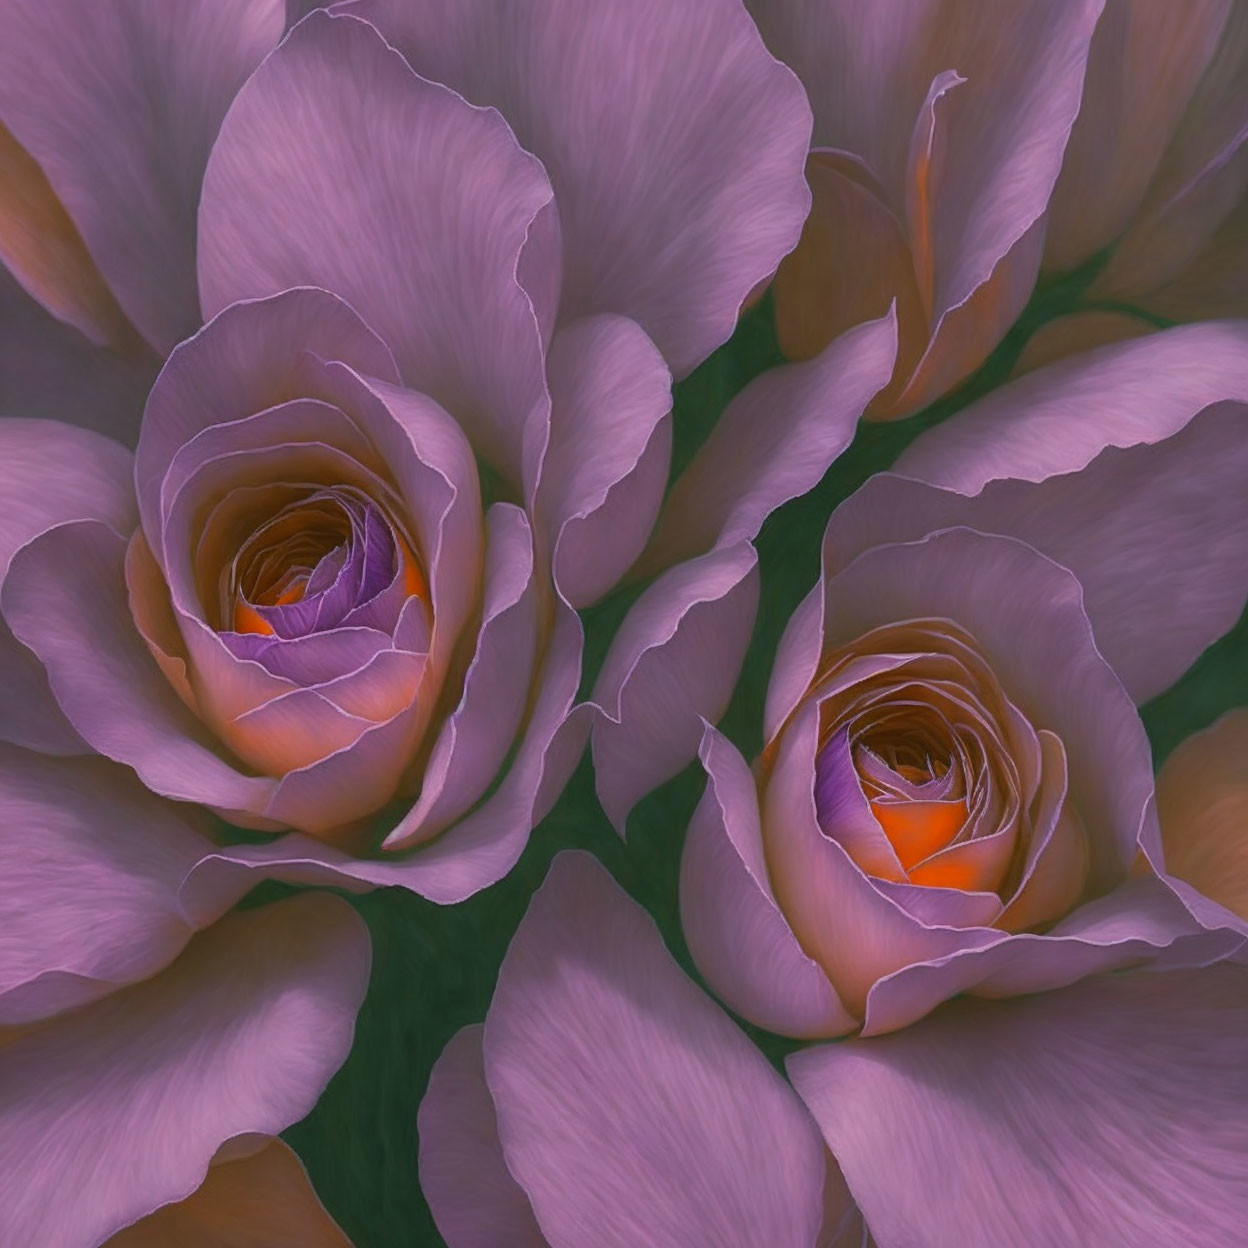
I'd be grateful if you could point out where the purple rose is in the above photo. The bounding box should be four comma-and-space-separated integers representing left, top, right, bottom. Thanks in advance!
420, 831, 1248, 1245
0, 1, 823, 901
680, 322, 1248, 1039
0, 748, 368, 1245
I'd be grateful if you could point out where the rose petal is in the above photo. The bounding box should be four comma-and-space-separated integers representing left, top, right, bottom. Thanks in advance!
641, 308, 898, 574
681, 725, 858, 1039
0, 263, 156, 445
828, 395, 1248, 702
592, 542, 759, 833
894, 320, 1248, 494
1158, 709, 1248, 927
417, 1026, 546, 1248
385, 504, 538, 849
3, 519, 276, 814
198, 9, 554, 483
180, 598, 587, 903
862, 874, 1236, 1035
0, 892, 369, 1248
0, 748, 250, 1024
1044, 0, 1233, 274
789, 962, 1248, 1246
535, 315, 672, 608
0, 122, 136, 350
0, 0, 283, 351
107, 1140, 353, 1248
352, 0, 813, 377
763, 701, 997, 1018
483, 851, 827, 1248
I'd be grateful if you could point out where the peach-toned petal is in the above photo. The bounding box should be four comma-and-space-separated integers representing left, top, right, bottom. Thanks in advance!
1157, 709, 1248, 924
0, 123, 135, 350
1012, 309, 1155, 376
106, 1140, 352, 1247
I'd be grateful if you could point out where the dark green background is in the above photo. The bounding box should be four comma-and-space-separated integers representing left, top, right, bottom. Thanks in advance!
278, 277, 1248, 1246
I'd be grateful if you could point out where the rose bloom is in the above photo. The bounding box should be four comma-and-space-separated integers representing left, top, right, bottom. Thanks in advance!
418, 756, 1248, 1248
748, 1, 1248, 416
0, 1, 821, 901
0, 747, 368, 1246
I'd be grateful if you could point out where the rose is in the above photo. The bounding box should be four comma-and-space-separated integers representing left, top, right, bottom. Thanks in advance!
746, 0, 1105, 418
0, 1, 823, 900
418, 802, 1248, 1246
0, 746, 368, 1246
677, 321, 1248, 1039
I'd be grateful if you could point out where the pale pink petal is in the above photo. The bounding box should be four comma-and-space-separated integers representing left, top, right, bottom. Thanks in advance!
641, 309, 897, 574
827, 395, 1248, 702
535, 315, 672, 608
198, 10, 554, 484
894, 320, 1248, 494
789, 963, 1248, 1246
2, 519, 276, 815
0, 748, 241, 1024
680, 725, 858, 1038
0, 892, 369, 1248
1044, 0, 1231, 273
417, 1026, 546, 1248
592, 543, 759, 832
483, 851, 828, 1248
385, 505, 538, 849
351, 0, 814, 377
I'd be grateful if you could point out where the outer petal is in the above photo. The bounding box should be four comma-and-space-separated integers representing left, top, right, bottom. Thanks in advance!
0, 893, 370, 1248
108, 1140, 353, 1248
384, 504, 538, 849
861, 874, 1235, 1036
0, 123, 136, 351
535, 315, 672, 608
198, 10, 554, 482
680, 726, 858, 1038
483, 851, 827, 1248
349, 0, 814, 377
641, 308, 898, 574
789, 963, 1248, 1248
1158, 709, 1248, 926
418, 1026, 546, 1248
1045, 0, 1234, 274
592, 543, 759, 832
835, 402, 1248, 702
0, 417, 135, 753
0, 264, 156, 444
0, 0, 283, 351
0, 748, 238, 1024
3, 519, 277, 815
894, 320, 1248, 494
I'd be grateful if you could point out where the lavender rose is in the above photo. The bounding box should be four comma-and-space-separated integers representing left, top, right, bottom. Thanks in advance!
0, 1, 820, 900
680, 321, 1248, 1038
419, 821, 1248, 1246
